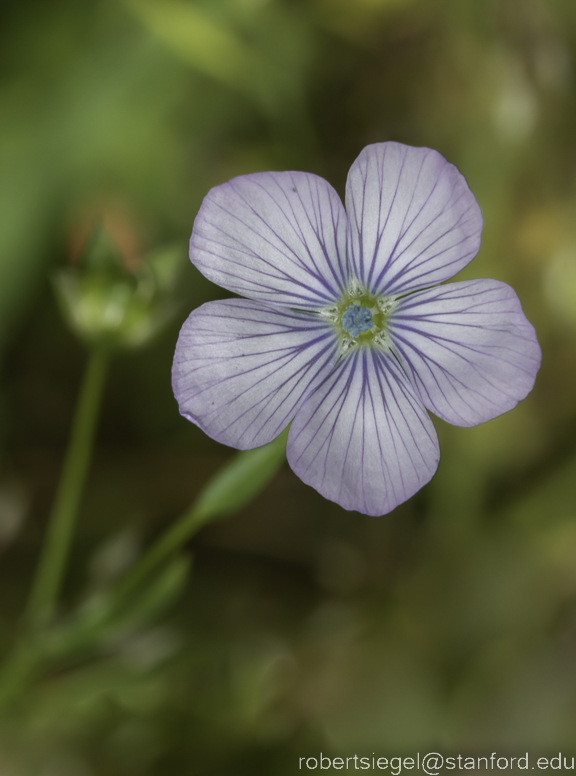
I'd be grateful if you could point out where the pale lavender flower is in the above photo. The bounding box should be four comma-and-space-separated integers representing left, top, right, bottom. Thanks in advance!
172, 143, 541, 516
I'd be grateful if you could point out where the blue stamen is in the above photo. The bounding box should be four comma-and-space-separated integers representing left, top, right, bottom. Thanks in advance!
341, 304, 373, 338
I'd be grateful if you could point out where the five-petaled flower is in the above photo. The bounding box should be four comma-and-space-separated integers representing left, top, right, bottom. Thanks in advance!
172, 142, 541, 515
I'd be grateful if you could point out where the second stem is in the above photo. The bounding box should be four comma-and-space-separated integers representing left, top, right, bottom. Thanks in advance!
26, 348, 109, 631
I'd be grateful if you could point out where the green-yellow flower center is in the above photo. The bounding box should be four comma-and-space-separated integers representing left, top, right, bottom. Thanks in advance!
320, 280, 396, 355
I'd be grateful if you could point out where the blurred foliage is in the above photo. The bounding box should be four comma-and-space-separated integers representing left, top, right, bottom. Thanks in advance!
1, 0, 576, 773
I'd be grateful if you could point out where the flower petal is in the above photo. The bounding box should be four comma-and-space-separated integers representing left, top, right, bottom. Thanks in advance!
388, 279, 542, 427
172, 298, 338, 449
190, 171, 348, 309
287, 348, 439, 516
345, 142, 483, 296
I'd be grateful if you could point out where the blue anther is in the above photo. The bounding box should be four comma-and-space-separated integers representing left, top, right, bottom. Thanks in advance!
341, 304, 373, 338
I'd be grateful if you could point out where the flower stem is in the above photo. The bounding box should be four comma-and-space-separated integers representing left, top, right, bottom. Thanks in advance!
25, 348, 109, 631
108, 430, 288, 604
111, 506, 206, 604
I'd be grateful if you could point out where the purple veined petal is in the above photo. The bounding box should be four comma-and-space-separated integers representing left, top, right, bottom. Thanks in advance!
287, 348, 439, 516
190, 171, 349, 310
345, 142, 483, 297
388, 279, 542, 427
172, 298, 339, 450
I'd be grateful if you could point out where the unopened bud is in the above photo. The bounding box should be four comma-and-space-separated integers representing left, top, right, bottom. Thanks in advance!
54, 212, 184, 349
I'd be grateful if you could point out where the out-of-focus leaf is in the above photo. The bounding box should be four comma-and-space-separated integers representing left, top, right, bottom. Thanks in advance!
126, 0, 272, 110
194, 429, 288, 522
124, 0, 314, 143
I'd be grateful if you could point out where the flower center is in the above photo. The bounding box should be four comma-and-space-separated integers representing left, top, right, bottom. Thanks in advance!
341, 304, 373, 338
319, 278, 397, 355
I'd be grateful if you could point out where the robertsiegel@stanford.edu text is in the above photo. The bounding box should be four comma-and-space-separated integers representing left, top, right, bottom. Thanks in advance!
298, 752, 576, 773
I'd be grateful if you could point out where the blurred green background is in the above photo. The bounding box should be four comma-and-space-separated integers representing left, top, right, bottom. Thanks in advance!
1, 0, 576, 773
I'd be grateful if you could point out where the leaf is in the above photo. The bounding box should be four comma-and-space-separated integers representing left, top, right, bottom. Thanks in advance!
126, 0, 265, 100
194, 429, 288, 521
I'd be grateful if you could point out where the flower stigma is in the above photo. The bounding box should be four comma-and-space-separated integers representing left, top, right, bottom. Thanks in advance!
319, 278, 396, 355
341, 304, 373, 337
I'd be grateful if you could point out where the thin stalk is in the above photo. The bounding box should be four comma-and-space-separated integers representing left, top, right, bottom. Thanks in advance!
111, 505, 206, 603
107, 431, 288, 606
25, 348, 109, 631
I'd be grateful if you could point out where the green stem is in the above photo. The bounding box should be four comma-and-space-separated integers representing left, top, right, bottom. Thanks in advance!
25, 349, 109, 631
111, 505, 206, 603
109, 430, 288, 604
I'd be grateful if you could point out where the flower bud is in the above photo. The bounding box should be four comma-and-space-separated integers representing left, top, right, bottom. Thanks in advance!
54, 209, 183, 350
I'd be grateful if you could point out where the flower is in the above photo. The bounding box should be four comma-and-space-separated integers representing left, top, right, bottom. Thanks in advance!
172, 142, 541, 515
